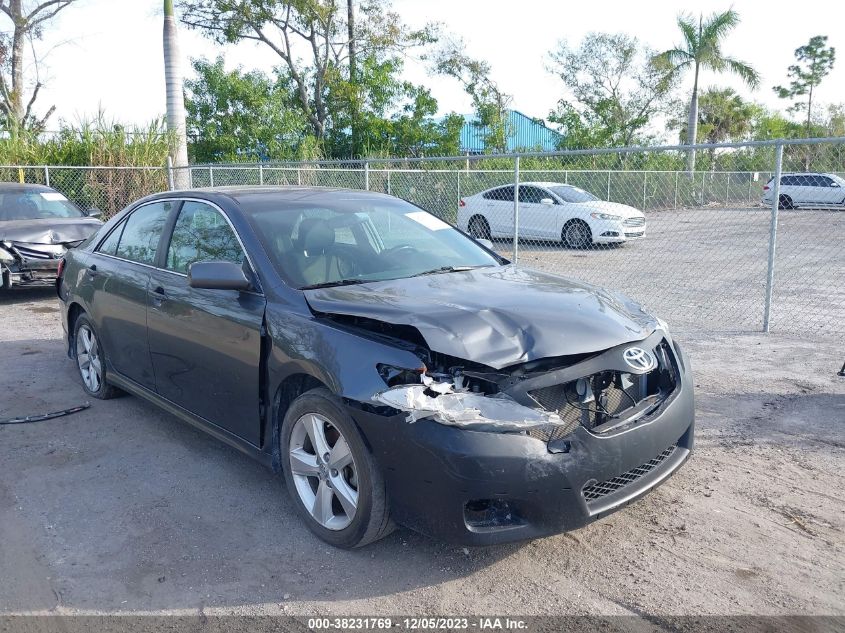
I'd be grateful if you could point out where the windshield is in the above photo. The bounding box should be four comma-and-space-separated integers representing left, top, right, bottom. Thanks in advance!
550, 186, 600, 204
0, 191, 85, 221
244, 196, 503, 289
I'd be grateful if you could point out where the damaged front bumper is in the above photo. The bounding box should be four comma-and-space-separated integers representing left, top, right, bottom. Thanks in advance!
352, 330, 695, 545
0, 241, 69, 288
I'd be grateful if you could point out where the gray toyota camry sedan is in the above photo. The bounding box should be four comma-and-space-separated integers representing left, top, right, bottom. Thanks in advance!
58, 187, 694, 548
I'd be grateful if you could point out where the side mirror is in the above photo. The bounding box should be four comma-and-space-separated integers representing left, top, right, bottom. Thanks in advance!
476, 238, 494, 249
540, 198, 555, 206
830, 182, 840, 188
188, 261, 251, 291
87, 208, 102, 218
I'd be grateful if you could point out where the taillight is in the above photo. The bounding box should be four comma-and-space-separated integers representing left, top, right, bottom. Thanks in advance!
459, 199, 466, 207
763, 185, 770, 191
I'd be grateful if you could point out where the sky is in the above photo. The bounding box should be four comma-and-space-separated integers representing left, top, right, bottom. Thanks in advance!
21, 0, 845, 134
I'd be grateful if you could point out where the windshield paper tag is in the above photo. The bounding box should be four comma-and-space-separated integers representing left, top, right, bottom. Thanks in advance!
40, 192, 68, 202
405, 211, 450, 231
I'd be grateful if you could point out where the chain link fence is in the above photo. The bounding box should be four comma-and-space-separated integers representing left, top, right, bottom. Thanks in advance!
0, 165, 168, 217
3, 138, 843, 337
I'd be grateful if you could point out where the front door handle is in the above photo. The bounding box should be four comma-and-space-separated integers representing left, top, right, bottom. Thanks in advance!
85, 265, 98, 277
151, 286, 167, 306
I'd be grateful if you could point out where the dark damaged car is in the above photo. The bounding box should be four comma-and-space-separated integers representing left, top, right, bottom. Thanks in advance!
58, 187, 694, 548
1, 183, 102, 288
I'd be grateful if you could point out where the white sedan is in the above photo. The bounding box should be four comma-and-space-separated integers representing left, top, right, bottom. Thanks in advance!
457, 182, 646, 248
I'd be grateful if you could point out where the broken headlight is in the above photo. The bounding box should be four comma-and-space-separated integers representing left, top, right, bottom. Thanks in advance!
376, 363, 425, 388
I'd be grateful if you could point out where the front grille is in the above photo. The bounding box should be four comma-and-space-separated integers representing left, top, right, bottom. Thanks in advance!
582, 444, 677, 502
528, 339, 677, 434
623, 217, 646, 227
12, 243, 65, 260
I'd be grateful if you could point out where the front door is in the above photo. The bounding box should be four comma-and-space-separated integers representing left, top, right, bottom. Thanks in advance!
146, 200, 266, 445
518, 185, 558, 239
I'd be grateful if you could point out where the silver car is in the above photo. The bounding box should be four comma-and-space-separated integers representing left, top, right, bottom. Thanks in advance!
762, 172, 845, 209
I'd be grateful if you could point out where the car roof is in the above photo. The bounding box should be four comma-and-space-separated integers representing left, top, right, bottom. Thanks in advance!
0, 182, 55, 192
164, 185, 393, 201
480, 181, 571, 191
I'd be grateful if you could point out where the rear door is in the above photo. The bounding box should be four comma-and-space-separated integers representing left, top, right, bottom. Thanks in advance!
146, 200, 266, 445
85, 201, 173, 391
484, 186, 514, 237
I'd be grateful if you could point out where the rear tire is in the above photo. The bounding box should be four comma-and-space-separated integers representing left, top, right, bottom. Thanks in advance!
562, 220, 593, 249
73, 314, 120, 400
468, 215, 491, 240
281, 387, 393, 548
778, 194, 794, 210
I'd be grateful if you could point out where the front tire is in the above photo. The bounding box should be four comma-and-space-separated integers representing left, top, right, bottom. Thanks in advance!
563, 219, 593, 249
281, 388, 392, 548
73, 314, 120, 400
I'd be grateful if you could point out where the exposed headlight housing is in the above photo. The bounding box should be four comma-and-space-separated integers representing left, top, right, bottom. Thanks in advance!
590, 212, 622, 221
0, 245, 14, 264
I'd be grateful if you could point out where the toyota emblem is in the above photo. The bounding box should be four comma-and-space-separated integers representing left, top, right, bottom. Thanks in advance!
623, 347, 657, 373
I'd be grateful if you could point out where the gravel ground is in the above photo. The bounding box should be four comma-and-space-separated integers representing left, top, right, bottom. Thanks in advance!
1, 283, 843, 619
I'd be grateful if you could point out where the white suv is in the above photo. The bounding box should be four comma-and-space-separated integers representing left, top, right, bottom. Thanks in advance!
762, 172, 845, 209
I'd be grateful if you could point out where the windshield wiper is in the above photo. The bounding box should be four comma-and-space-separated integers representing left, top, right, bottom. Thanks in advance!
299, 278, 369, 290
409, 265, 493, 278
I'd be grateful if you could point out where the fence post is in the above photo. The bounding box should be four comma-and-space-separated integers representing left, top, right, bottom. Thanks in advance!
166, 156, 175, 191
209, 166, 214, 188
700, 171, 705, 205
726, 172, 731, 207
763, 142, 784, 333
364, 161, 370, 191
513, 156, 520, 264
674, 171, 679, 208
297, 168, 301, 186
607, 171, 611, 201
259, 164, 264, 186
44, 165, 50, 188
748, 172, 754, 203
643, 172, 647, 209
455, 169, 459, 206
388, 170, 392, 195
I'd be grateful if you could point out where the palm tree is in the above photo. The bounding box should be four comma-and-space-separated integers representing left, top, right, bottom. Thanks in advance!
163, 0, 190, 187
656, 10, 760, 172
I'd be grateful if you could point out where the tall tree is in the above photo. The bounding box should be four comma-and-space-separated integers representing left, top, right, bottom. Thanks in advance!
185, 56, 311, 162
0, 0, 83, 132
655, 10, 760, 171
432, 39, 512, 153
547, 33, 678, 149
164, 0, 190, 182
773, 35, 836, 137
178, 0, 436, 147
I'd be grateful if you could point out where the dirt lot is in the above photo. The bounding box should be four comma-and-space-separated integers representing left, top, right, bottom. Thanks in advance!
1, 285, 843, 619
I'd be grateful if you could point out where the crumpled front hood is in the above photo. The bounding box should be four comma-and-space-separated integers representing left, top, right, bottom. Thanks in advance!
575, 201, 644, 217
0, 218, 102, 244
305, 265, 657, 369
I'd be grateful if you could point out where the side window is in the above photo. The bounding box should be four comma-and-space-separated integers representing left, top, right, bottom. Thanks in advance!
96, 219, 127, 255
781, 176, 797, 186
818, 176, 834, 187
518, 186, 550, 204
114, 202, 172, 265
485, 186, 514, 202
165, 201, 245, 274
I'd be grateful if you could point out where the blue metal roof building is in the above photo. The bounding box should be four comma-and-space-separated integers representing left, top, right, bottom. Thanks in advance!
459, 109, 564, 154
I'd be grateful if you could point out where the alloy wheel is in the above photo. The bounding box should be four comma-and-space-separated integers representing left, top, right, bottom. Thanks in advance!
566, 222, 591, 248
76, 324, 102, 393
289, 413, 359, 530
